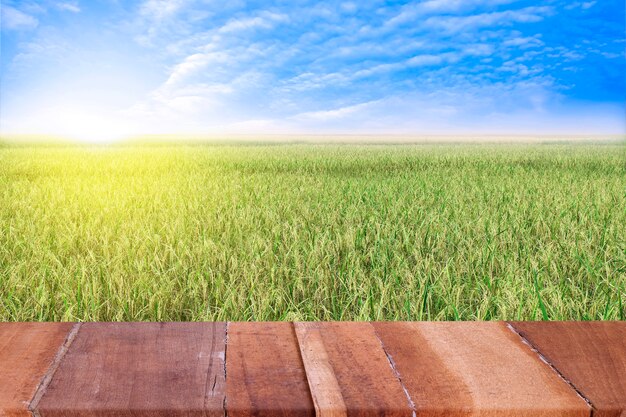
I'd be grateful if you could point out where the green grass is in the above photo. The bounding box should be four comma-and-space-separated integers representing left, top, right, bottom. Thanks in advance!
1, 142, 624, 321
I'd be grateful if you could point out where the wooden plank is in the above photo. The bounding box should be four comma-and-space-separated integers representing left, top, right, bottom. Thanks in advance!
225, 322, 314, 417
34, 322, 226, 417
0, 322, 74, 417
295, 323, 346, 416
294, 322, 413, 417
511, 321, 626, 417
372, 322, 590, 417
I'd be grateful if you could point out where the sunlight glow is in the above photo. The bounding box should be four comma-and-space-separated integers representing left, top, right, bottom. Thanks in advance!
33, 107, 135, 143
61, 118, 132, 143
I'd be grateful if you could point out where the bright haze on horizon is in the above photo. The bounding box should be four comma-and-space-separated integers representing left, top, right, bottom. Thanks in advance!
0, 0, 625, 141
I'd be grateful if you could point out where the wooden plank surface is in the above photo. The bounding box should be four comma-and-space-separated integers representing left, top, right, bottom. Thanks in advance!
0, 322, 73, 417
294, 322, 412, 417
372, 322, 590, 417
225, 322, 314, 417
295, 323, 346, 416
34, 322, 226, 417
512, 321, 626, 417
1, 321, 622, 416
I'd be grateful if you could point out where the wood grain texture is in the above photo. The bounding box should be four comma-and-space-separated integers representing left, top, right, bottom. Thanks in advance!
34, 322, 226, 417
372, 322, 590, 417
295, 322, 412, 417
225, 322, 314, 417
295, 323, 348, 417
512, 321, 626, 417
0, 322, 73, 417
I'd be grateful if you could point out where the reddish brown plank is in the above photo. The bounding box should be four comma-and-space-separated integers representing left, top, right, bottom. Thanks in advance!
295, 322, 412, 417
372, 322, 590, 417
0, 323, 74, 417
511, 321, 626, 417
34, 322, 226, 417
225, 322, 314, 417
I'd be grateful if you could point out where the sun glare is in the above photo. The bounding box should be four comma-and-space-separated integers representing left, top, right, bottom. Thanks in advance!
64, 117, 132, 143
41, 109, 136, 144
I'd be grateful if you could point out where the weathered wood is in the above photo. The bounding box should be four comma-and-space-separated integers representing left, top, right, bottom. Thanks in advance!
225, 322, 314, 417
295, 323, 346, 417
295, 322, 412, 417
34, 322, 226, 417
0, 322, 73, 417
2, 321, 622, 416
372, 322, 590, 417
512, 321, 626, 417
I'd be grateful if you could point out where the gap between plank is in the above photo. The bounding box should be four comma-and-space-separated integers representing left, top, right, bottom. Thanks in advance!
28, 322, 82, 417
370, 323, 416, 417
223, 322, 229, 417
505, 322, 595, 416
203, 322, 225, 415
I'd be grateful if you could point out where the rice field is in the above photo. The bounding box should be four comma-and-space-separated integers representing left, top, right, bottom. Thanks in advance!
0, 142, 624, 321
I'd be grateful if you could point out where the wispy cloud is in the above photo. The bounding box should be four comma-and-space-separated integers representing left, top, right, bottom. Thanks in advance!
139, 0, 187, 21
1, 0, 81, 29
502, 35, 543, 48
386, 0, 519, 27
423, 6, 553, 33
133, 0, 190, 46
218, 12, 289, 34
1, 0, 624, 135
163, 51, 232, 87
55, 2, 80, 13
292, 100, 382, 122
1, 5, 38, 30
565, 1, 597, 10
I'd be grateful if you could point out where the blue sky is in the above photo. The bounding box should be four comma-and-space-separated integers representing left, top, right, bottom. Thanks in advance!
1, 0, 625, 139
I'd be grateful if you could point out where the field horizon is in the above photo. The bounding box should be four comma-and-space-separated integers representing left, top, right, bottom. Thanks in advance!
2, 134, 625, 147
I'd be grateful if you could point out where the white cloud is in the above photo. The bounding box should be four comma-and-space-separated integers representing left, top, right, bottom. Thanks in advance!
498, 61, 531, 76
218, 12, 289, 34
124, 5, 292, 129
386, 0, 519, 27
355, 52, 461, 74
292, 100, 381, 121
340, 2, 357, 13
283, 80, 574, 134
284, 44, 492, 91
281, 71, 349, 92
133, 0, 190, 46
163, 51, 232, 87
55, 2, 81, 13
11, 35, 70, 67
424, 6, 552, 33
1, 5, 38, 30
408, 53, 454, 66
139, 0, 187, 21
565, 2, 597, 10
0, 2, 78, 34
502, 36, 543, 48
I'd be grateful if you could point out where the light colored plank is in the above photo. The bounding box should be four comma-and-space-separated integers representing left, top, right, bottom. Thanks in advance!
34, 322, 226, 417
372, 322, 591, 417
512, 321, 626, 417
0, 322, 73, 417
295, 322, 347, 417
